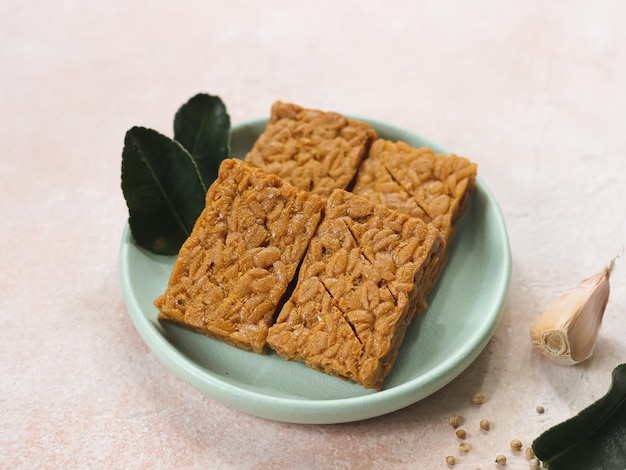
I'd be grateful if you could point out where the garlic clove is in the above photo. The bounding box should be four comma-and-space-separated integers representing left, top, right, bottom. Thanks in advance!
530, 258, 616, 365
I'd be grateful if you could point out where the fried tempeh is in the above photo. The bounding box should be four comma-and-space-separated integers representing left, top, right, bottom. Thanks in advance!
244, 101, 376, 198
154, 158, 325, 353
266, 189, 444, 389
353, 139, 477, 290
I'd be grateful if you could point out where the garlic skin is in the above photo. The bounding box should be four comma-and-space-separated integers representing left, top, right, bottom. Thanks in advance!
530, 259, 615, 365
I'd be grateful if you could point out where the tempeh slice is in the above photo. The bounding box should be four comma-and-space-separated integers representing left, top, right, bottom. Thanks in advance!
244, 101, 376, 198
352, 139, 477, 290
154, 158, 325, 353
266, 189, 444, 389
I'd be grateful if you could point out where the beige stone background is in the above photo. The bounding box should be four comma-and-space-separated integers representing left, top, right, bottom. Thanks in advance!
2, 1, 625, 468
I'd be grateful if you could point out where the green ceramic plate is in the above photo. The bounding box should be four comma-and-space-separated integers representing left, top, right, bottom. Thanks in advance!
119, 117, 512, 424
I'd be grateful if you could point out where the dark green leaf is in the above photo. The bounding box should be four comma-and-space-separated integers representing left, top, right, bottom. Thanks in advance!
121, 126, 206, 255
532, 363, 626, 469
174, 93, 230, 187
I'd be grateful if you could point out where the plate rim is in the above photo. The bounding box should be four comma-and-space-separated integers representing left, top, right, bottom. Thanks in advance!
118, 117, 512, 424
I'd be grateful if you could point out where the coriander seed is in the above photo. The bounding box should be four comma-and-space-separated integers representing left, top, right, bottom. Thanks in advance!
536, 406, 545, 414
479, 419, 490, 430
510, 439, 523, 451
525, 447, 536, 459
459, 442, 470, 453
472, 392, 485, 404
448, 413, 460, 428
446, 455, 456, 465
495, 454, 507, 465
529, 458, 540, 469
455, 429, 467, 439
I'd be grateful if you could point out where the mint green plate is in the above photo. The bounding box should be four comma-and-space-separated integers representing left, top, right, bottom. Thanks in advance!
119, 117, 512, 424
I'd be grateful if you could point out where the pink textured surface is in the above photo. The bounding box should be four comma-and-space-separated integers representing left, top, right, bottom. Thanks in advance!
2, 1, 626, 468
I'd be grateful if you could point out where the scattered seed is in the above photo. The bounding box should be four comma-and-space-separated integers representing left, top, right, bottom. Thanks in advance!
529, 458, 540, 469
446, 455, 456, 465
525, 447, 536, 459
536, 406, 545, 414
455, 429, 467, 439
510, 439, 523, 451
459, 442, 470, 452
448, 413, 460, 428
472, 392, 485, 404
479, 419, 490, 431
495, 454, 507, 465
